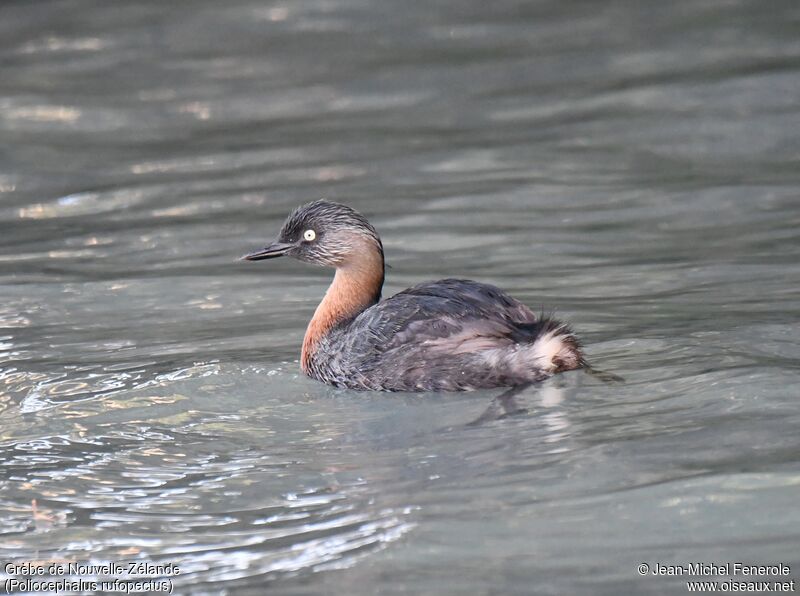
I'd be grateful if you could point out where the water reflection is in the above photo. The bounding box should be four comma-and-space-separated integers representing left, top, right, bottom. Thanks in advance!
0, 364, 425, 586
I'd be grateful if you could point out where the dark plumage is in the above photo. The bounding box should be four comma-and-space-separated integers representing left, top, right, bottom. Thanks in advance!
243, 200, 585, 391
277, 200, 383, 270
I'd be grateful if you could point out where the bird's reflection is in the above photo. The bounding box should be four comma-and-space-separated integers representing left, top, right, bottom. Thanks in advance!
466, 366, 622, 432
466, 383, 533, 426
466, 381, 572, 433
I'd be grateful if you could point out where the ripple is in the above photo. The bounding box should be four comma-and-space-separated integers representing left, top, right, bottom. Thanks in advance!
15, 189, 148, 220
1, 442, 415, 585
4, 105, 81, 123
16, 36, 109, 54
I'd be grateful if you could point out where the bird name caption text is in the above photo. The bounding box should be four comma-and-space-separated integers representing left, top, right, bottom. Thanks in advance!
3, 561, 179, 594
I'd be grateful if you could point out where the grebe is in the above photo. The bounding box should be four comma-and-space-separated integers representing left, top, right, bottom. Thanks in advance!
242, 200, 585, 391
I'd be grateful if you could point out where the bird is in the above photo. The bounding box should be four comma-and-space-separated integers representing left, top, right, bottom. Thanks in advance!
242, 200, 585, 391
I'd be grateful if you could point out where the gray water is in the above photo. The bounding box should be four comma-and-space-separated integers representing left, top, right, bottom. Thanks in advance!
2, 0, 800, 594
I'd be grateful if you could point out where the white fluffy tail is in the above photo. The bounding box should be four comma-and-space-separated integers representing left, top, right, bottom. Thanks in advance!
480, 319, 584, 384
530, 324, 583, 373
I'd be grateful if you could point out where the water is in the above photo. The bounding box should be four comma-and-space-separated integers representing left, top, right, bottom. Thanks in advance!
2, 0, 800, 593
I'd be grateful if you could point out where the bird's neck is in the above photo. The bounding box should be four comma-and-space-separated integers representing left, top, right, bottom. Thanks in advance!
301, 244, 384, 372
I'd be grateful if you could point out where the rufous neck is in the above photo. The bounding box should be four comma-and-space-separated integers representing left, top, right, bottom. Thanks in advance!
301, 246, 384, 371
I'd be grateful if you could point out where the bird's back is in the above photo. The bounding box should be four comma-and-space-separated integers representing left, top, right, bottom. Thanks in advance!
306, 279, 583, 391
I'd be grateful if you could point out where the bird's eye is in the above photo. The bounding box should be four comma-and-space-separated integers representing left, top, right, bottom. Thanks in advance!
303, 229, 316, 242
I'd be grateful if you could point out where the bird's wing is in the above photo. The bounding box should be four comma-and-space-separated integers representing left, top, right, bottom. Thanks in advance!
348, 278, 539, 352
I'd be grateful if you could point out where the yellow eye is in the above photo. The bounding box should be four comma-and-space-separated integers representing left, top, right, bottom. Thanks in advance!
303, 229, 316, 241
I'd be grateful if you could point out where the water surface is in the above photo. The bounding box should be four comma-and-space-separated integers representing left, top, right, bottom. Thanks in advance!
1, 0, 800, 593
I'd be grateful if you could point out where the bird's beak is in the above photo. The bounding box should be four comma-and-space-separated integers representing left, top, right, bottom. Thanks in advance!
240, 241, 293, 261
